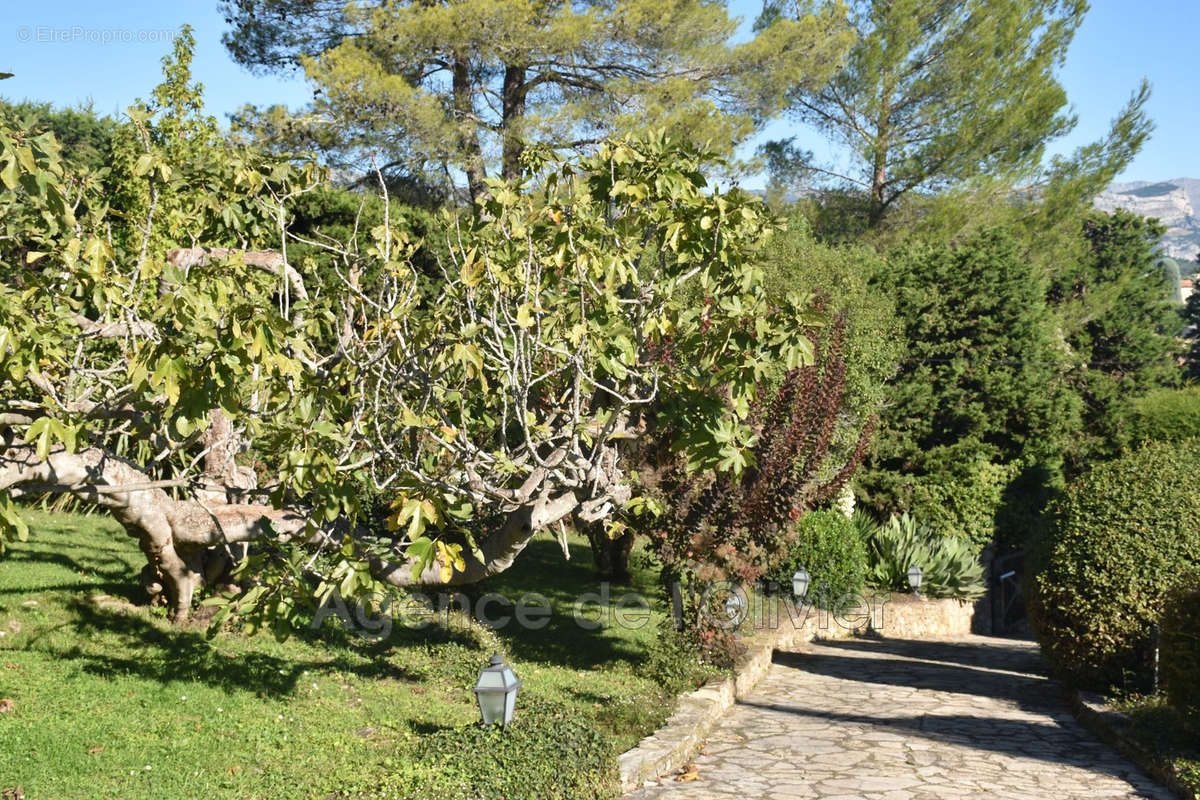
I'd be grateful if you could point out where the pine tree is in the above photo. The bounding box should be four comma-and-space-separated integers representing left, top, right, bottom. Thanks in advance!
762, 0, 1125, 227
221, 0, 853, 201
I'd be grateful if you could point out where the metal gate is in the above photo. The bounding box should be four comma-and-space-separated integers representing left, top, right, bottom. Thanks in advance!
990, 550, 1026, 635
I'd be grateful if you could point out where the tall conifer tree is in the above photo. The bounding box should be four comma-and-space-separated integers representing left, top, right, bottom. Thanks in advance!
763, 0, 1114, 226
221, 0, 853, 200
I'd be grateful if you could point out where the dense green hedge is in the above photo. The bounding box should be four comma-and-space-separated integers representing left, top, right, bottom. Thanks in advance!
910, 460, 1017, 549
1161, 576, 1200, 718
909, 459, 1060, 553
1030, 441, 1200, 690
1128, 387, 1200, 446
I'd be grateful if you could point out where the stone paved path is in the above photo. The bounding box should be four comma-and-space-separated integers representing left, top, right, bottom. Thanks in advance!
626, 635, 1172, 800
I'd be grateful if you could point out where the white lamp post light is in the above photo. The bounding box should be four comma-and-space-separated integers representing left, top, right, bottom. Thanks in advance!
792, 567, 810, 603
907, 564, 923, 596
473, 654, 521, 727
724, 588, 747, 626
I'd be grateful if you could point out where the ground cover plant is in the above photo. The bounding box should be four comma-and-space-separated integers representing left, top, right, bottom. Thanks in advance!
1109, 694, 1200, 797
0, 510, 673, 799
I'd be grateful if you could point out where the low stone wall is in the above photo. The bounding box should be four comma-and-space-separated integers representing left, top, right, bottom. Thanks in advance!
870, 594, 976, 639
617, 594, 976, 793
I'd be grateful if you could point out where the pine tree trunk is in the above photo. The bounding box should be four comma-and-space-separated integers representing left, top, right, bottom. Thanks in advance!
869, 93, 891, 227
501, 65, 527, 183
452, 55, 487, 202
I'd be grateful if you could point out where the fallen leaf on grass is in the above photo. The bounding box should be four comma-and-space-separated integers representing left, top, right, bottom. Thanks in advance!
87, 746, 105, 755
2, 786, 24, 800
227, 765, 241, 775
0, 699, 15, 714
3, 663, 20, 670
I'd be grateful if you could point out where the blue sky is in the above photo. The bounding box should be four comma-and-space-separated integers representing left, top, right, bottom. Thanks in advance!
3, 1, 1197, 187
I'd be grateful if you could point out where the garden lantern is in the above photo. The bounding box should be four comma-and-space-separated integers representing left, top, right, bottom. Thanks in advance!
792, 567, 810, 602
473, 654, 521, 727
724, 588, 747, 625
907, 564, 923, 596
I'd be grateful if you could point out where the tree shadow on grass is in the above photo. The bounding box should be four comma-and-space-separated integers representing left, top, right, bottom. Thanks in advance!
0, 547, 142, 601
15, 597, 488, 698
3, 520, 662, 700
466, 537, 663, 671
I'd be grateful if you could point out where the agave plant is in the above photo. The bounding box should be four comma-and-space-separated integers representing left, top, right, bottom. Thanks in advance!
861, 512, 985, 600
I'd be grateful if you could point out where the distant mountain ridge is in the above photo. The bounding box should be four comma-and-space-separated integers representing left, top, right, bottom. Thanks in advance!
1095, 178, 1200, 261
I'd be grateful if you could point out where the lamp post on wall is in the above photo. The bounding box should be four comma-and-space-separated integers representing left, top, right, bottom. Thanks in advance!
792, 567, 810, 605
724, 587, 747, 627
907, 565, 923, 596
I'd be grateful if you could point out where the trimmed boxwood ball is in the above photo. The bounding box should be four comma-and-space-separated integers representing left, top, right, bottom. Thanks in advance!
1029, 441, 1200, 691
1161, 576, 1200, 719
769, 509, 868, 607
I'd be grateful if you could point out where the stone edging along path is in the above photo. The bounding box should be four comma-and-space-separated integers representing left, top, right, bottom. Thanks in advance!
1069, 690, 1197, 800
617, 594, 976, 793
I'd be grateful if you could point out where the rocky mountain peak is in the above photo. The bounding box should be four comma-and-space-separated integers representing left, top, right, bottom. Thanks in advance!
1095, 178, 1200, 261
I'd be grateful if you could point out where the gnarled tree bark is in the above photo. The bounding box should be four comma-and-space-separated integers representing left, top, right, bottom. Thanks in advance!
368, 490, 581, 588
0, 444, 306, 621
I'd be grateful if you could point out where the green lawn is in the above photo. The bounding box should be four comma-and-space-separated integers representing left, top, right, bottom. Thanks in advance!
0, 511, 676, 799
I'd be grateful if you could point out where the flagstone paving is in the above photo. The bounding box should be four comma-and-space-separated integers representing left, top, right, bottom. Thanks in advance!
625, 635, 1172, 800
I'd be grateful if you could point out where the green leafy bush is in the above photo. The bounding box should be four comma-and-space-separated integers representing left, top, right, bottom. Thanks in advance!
1029, 441, 1200, 691
861, 513, 985, 600
638, 625, 721, 696
1161, 576, 1200, 718
768, 510, 868, 606
910, 459, 1061, 553
374, 696, 618, 799
910, 460, 1018, 549
1128, 387, 1200, 446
